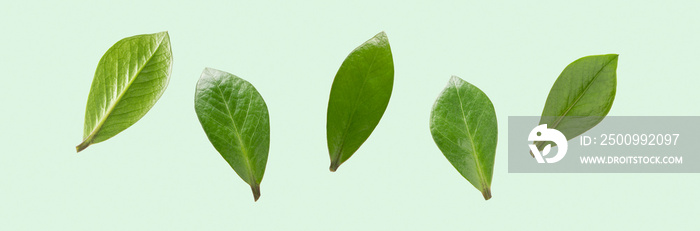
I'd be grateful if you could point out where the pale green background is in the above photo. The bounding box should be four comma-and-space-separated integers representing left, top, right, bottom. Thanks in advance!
1, 0, 698, 230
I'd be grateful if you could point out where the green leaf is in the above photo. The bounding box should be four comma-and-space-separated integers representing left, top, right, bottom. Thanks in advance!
430, 76, 497, 200
77, 31, 173, 152
194, 68, 270, 202
326, 31, 394, 172
534, 54, 618, 151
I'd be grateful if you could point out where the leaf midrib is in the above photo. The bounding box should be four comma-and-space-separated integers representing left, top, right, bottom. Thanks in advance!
547, 57, 617, 131
213, 80, 257, 185
331, 41, 383, 164
452, 81, 489, 190
82, 34, 167, 144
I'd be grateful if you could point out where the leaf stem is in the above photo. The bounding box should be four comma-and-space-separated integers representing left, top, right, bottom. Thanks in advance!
482, 187, 492, 200
76, 140, 91, 153
329, 159, 340, 172
251, 184, 261, 202
529, 141, 549, 157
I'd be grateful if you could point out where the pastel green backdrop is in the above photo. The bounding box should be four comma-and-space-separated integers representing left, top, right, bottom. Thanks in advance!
1, 0, 698, 230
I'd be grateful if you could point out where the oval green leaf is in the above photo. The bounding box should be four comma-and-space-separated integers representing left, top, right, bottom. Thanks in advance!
326, 31, 394, 172
76, 31, 173, 152
430, 76, 497, 200
194, 68, 270, 202
534, 54, 618, 151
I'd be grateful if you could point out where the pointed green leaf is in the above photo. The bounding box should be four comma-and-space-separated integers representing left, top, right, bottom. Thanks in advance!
326, 31, 394, 172
194, 68, 270, 201
430, 76, 497, 200
534, 54, 618, 151
77, 31, 173, 152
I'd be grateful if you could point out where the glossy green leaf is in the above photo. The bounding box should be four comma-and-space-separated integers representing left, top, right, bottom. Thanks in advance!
194, 68, 270, 201
533, 54, 618, 151
430, 76, 497, 200
326, 31, 394, 172
77, 31, 173, 152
